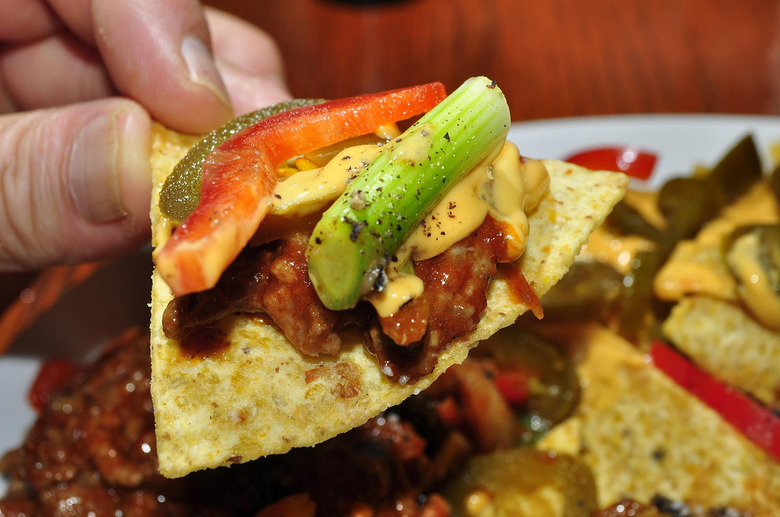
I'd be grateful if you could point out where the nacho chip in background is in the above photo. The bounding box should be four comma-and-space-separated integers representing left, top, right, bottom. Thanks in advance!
663, 295, 780, 410
535, 323, 780, 514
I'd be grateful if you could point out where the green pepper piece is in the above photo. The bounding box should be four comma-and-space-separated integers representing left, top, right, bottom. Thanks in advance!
606, 200, 665, 241
159, 99, 324, 222
657, 176, 723, 240
771, 164, 780, 205
723, 224, 780, 330
306, 76, 510, 310
656, 134, 762, 245
619, 134, 764, 339
443, 448, 598, 517
707, 133, 763, 204
751, 226, 780, 303
726, 224, 780, 293
476, 326, 581, 429
618, 248, 663, 339
540, 261, 625, 322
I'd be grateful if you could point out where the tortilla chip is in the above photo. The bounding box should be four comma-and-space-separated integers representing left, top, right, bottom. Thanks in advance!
535, 323, 780, 513
662, 295, 780, 409
148, 125, 628, 478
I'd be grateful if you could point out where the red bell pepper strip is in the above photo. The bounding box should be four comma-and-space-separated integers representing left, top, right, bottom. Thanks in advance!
564, 147, 657, 180
155, 82, 447, 296
649, 340, 780, 461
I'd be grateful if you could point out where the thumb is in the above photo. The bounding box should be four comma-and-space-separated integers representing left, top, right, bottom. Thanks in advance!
0, 99, 152, 271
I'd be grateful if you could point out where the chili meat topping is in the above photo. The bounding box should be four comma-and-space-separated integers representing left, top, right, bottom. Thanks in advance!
0, 331, 747, 517
0, 330, 521, 516
162, 215, 527, 383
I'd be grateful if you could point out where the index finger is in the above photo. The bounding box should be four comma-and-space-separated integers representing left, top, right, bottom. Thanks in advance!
50, 0, 234, 134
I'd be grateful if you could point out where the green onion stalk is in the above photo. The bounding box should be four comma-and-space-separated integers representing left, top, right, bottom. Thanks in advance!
306, 76, 511, 310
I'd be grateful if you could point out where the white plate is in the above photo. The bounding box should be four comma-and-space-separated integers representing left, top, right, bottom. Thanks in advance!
508, 113, 780, 190
2, 114, 780, 496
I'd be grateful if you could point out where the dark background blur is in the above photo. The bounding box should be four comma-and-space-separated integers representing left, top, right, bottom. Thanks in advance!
206, 0, 779, 120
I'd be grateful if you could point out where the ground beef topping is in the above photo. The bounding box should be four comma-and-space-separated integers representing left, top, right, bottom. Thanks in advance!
366, 216, 511, 383
0, 330, 512, 517
163, 232, 347, 356
162, 216, 524, 383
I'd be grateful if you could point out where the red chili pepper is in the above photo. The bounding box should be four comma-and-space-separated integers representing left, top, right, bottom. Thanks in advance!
649, 341, 780, 461
494, 370, 531, 406
564, 147, 657, 180
27, 358, 83, 412
156, 82, 448, 296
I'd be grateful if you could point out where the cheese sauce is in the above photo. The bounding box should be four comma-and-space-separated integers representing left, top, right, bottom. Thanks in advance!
654, 182, 778, 304
366, 273, 425, 318
399, 142, 548, 263
271, 145, 384, 216
268, 140, 550, 318
726, 231, 780, 330
579, 228, 655, 274
370, 143, 549, 317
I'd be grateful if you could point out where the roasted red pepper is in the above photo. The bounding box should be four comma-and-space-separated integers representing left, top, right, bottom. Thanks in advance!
565, 146, 657, 180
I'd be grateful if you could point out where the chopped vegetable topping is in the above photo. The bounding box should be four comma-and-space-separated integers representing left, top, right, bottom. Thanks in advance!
159, 99, 324, 223
155, 82, 447, 296
306, 76, 511, 310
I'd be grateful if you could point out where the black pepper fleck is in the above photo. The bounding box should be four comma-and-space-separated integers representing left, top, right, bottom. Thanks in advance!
346, 219, 367, 242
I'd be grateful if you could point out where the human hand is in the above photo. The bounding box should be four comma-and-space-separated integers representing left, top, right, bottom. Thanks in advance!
0, 0, 291, 271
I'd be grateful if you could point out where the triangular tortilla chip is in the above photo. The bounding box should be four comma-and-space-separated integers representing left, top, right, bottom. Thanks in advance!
663, 295, 780, 409
149, 124, 628, 478
535, 323, 780, 513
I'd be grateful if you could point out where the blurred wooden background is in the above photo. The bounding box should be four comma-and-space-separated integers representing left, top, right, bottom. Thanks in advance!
207, 0, 779, 121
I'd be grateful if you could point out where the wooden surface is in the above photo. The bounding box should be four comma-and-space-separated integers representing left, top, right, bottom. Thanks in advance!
207, 0, 779, 121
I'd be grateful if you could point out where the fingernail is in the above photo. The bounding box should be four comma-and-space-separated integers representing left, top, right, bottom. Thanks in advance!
69, 109, 149, 224
181, 35, 231, 108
